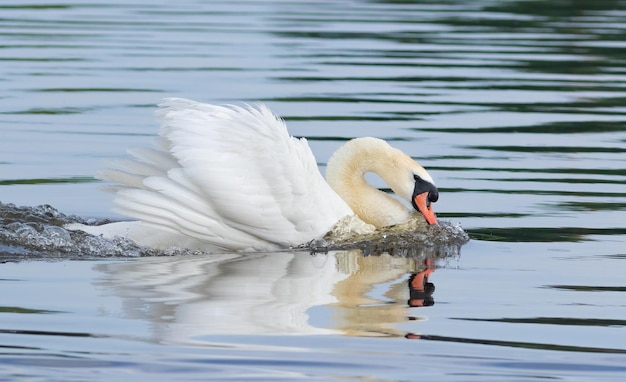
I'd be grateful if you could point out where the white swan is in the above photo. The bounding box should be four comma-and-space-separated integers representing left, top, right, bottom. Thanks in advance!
74, 98, 438, 252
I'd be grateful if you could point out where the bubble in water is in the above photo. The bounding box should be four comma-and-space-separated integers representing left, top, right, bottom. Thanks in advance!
42, 226, 73, 248
309, 238, 329, 254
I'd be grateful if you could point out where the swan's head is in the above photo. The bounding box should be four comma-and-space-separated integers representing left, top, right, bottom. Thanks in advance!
364, 141, 439, 225
410, 172, 438, 225
388, 157, 438, 225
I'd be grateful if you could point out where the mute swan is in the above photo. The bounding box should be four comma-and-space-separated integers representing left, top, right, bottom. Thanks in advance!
73, 98, 438, 252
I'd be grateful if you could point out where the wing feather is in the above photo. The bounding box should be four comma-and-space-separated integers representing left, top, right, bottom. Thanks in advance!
101, 98, 352, 250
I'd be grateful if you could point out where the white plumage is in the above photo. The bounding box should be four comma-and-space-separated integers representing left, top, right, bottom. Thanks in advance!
71, 98, 439, 252
99, 98, 353, 251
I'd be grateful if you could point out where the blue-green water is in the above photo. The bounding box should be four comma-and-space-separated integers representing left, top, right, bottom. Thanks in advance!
1, 1, 626, 380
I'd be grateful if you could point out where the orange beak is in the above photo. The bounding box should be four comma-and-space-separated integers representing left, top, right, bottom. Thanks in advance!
413, 192, 438, 225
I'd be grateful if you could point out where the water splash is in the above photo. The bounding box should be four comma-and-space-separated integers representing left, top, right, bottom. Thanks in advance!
1, 202, 469, 261
0, 203, 142, 260
310, 213, 470, 260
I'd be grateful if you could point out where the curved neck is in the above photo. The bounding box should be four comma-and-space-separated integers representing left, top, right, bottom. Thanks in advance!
325, 138, 411, 228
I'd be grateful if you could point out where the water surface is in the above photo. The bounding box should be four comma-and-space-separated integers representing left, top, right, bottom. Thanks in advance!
1, 0, 626, 380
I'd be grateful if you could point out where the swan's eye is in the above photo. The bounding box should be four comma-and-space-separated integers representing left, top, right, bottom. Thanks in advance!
428, 189, 439, 203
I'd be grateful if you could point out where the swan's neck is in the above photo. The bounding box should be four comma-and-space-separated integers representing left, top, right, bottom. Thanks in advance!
325, 138, 412, 228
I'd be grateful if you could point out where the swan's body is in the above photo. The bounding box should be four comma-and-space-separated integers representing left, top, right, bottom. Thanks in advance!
73, 98, 438, 252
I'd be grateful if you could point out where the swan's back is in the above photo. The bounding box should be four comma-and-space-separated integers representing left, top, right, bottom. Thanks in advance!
101, 98, 352, 251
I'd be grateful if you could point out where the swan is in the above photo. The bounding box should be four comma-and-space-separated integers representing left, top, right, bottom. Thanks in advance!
72, 98, 439, 252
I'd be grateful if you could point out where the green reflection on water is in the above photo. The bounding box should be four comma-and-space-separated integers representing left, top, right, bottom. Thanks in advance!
420, 334, 626, 354
431, 167, 626, 177
285, 115, 414, 121
439, 212, 528, 219
305, 136, 410, 142
0, 306, 63, 314
0, 177, 96, 186
485, 0, 626, 17
6, 108, 89, 115
467, 227, 626, 242
483, 177, 623, 185
452, 317, 626, 327
0, 5, 71, 9
415, 121, 626, 134
468, 145, 626, 154
442, 187, 626, 198
552, 201, 626, 211
0, 57, 86, 62
34, 88, 163, 93
546, 285, 626, 292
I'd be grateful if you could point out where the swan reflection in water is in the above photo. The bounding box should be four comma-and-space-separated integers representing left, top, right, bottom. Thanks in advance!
94, 250, 440, 342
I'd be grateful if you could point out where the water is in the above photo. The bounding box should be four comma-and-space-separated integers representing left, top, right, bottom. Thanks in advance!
1, 0, 626, 380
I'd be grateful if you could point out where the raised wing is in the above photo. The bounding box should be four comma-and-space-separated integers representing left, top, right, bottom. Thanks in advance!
101, 98, 352, 251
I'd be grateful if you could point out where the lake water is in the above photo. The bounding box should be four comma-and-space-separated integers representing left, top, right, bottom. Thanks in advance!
1, 0, 626, 380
